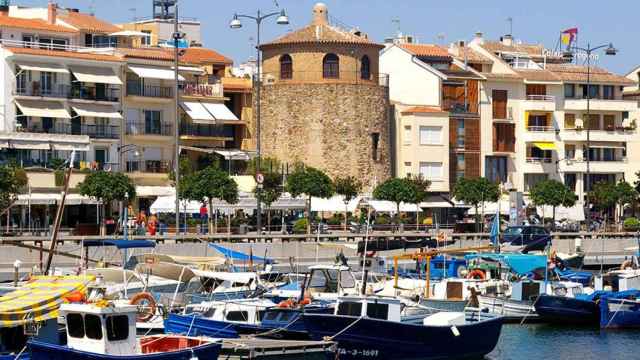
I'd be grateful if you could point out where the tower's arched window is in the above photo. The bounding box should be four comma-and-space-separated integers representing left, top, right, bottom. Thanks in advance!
360, 55, 371, 80
279, 54, 293, 79
323, 53, 339, 79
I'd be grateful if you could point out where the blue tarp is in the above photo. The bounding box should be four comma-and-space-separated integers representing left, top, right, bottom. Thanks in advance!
465, 253, 547, 275
83, 239, 156, 249
209, 243, 274, 264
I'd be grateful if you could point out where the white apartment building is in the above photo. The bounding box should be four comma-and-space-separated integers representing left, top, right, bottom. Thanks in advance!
468, 33, 638, 206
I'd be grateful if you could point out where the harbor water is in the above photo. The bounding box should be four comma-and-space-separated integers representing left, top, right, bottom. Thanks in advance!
489, 324, 640, 359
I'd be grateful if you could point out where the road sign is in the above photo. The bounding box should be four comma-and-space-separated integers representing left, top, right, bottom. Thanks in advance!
256, 173, 264, 184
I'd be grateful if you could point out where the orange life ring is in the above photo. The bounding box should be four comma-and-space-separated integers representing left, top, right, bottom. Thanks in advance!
466, 269, 486, 280
437, 232, 447, 242
64, 291, 86, 303
130, 292, 157, 322
621, 260, 634, 270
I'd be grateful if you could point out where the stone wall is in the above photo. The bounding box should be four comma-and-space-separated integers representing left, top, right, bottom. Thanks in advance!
259, 82, 391, 189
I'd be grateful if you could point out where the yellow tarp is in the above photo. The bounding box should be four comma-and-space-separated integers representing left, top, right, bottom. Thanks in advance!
0, 275, 94, 327
533, 142, 557, 150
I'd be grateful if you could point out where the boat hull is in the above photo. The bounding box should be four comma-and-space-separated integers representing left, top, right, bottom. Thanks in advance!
28, 339, 221, 360
164, 314, 239, 338
534, 295, 599, 326
419, 298, 467, 313
600, 297, 640, 329
476, 296, 538, 322
302, 313, 502, 360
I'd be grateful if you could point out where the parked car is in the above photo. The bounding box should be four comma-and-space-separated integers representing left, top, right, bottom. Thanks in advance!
500, 225, 551, 253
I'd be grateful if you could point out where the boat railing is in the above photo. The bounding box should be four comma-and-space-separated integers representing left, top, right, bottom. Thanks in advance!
464, 308, 500, 322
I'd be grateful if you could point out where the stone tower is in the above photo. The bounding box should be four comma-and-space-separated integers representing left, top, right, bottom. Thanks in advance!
258, 3, 391, 189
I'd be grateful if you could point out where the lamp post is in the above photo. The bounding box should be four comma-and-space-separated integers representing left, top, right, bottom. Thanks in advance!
230, 9, 289, 235
173, 1, 185, 235
563, 43, 617, 231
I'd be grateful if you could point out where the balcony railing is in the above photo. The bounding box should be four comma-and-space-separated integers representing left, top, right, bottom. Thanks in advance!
19, 123, 119, 139
527, 126, 556, 132
181, 82, 223, 98
526, 94, 555, 101
15, 83, 120, 102
526, 157, 553, 163
180, 123, 235, 138
126, 160, 171, 173
126, 81, 172, 98
126, 121, 173, 136
442, 101, 478, 115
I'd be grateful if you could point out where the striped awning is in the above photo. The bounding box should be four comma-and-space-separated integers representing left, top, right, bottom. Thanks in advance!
0, 275, 94, 327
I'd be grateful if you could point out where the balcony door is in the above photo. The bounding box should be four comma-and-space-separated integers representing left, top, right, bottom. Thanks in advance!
144, 110, 162, 135
95, 148, 107, 169
71, 117, 82, 135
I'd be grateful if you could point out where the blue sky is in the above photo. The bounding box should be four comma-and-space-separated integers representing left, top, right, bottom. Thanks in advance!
18, 0, 639, 74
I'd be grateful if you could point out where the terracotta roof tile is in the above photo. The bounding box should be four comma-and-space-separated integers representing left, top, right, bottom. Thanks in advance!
261, 24, 382, 48
399, 43, 451, 60
480, 72, 523, 81
118, 47, 232, 65
546, 64, 636, 85
481, 40, 559, 59
5, 46, 123, 62
448, 46, 492, 64
57, 11, 121, 34
401, 106, 447, 115
0, 16, 77, 33
222, 77, 252, 92
515, 69, 561, 82
180, 47, 232, 65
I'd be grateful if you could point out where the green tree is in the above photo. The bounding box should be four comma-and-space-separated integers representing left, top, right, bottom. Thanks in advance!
78, 171, 135, 233
452, 177, 500, 232
529, 179, 577, 228
373, 177, 418, 231
407, 174, 431, 229
0, 165, 27, 216
255, 172, 283, 233
182, 166, 239, 234
246, 156, 282, 176
589, 181, 617, 224
286, 165, 334, 234
333, 176, 363, 230
614, 181, 638, 226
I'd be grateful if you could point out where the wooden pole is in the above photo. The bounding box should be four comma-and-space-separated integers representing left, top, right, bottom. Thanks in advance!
425, 255, 431, 298
44, 164, 73, 275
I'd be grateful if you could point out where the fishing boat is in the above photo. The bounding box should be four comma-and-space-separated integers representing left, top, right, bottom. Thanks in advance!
28, 301, 221, 360
302, 295, 503, 360
599, 290, 640, 329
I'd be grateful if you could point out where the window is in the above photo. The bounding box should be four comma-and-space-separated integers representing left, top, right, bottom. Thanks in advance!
526, 84, 546, 96
602, 148, 614, 161
419, 126, 442, 145
419, 162, 443, 181
582, 84, 599, 99
524, 173, 548, 192
106, 315, 129, 341
564, 173, 577, 192
67, 313, 85, 338
225, 311, 249, 322
22, 34, 33, 47
603, 115, 615, 130
40, 72, 55, 95
144, 110, 162, 134
371, 132, 380, 161
366, 303, 389, 320
456, 154, 465, 179
565, 144, 576, 160
564, 84, 575, 99
38, 37, 68, 50
141, 30, 152, 46
263, 311, 279, 322
337, 302, 362, 317
84, 314, 103, 340
603, 85, 615, 100
485, 156, 507, 183
493, 123, 515, 152
340, 270, 356, 288
528, 114, 549, 130
586, 114, 600, 130
456, 119, 465, 148
42, 118, 53, 132
279, 54, 293, 80
360, 55, 371, 80
528, 146, 552, 161
323, 53, 339, 79
16, 67, 30, 93
564, 113, 576, 129
403, 125, 411, 145
404, 162, 412, 177
492, 90, 507, 119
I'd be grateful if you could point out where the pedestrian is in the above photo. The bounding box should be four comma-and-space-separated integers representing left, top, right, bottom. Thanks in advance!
136, 210, 147, 235
147, 212, 158, 236
200, 202, 208, 234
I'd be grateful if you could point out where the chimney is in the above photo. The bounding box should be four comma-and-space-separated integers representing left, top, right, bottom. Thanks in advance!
47, 2, 57, 25
312, 2, 328, 26
474, 31, 484, 44
502, 34, 513, 47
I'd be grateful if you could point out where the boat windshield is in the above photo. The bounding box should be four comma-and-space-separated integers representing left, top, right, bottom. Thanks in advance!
504, 227, 523, 236
340, 270, 356, 288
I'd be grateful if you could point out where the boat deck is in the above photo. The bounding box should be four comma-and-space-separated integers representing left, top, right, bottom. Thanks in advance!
219, 337, 336, 360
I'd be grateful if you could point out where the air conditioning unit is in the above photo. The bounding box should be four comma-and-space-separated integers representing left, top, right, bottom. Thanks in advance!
507, 106, 513, 120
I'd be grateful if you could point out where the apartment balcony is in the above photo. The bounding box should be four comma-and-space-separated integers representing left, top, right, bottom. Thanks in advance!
523, 95, 556, 111
442, 101, 478, 116
521, 127, 559, 142
563, 98, 637, 112
179, 123, 235, 139
560, 127, 636, 142
126, 160, 172, 174
522, 157, 556, 174
19, 123, 119, 140
125, 122, 173, 137
558, 158, 628, 173
126, 81, 173, 98
180, 82, 223, 98
15, 83, 120, 102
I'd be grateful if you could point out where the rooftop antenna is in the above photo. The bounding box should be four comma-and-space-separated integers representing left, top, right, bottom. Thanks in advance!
437, 33, 445, 45
507, 17, 513, 36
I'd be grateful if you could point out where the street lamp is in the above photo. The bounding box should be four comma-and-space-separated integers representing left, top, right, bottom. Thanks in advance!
230, 8, 289, 235
565, 42, 617, 231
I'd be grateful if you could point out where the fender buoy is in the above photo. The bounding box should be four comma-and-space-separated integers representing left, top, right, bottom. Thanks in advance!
278, 299, 296, 308
130, 292, 157, 322
466, 269, 486, 280
64, 291, 86, 303
437, 232, 447, 243
621, 260, 634, 270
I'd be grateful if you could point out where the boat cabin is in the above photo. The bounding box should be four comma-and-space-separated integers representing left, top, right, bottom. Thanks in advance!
595, 270, 640, 292
183, 298, 276, 325
307, 265, 358, 299
61, 303, 139, 355
334, 296, 402, 322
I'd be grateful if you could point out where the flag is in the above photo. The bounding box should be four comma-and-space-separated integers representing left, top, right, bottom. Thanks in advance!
490, 211, 500, 247
561, 27, 578, 46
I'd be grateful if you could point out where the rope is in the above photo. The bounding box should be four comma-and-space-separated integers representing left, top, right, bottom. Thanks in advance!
14, 345, 27, 360
603, 297, 639, 328
324, 316, 364, 341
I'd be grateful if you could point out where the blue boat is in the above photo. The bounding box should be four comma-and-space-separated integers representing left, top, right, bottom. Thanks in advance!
535, 293, 602, 325
302, 295, 503, 360
599, 290, 640, 329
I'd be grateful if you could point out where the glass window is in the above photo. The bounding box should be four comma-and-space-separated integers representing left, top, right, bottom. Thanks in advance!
456, 154, 465, 179
360, 55, 371, 80
419, 162, 443, 181
106, 315, 129, 341
366, 303, 389, 320
84, 314, 103, 340
524, 173, 548, 191
456, 119, 465, 148
371, 132, 380, 161
485, 156, 507, 183
309, 271, 328, 289
263, 311, 279, 322
403, 125, 411, 145
144, 110, 162, 134
340, 270, 356, 288
141, 31, 152, 46
586, 114, 600, 130
225, 311, 249, 322
503, 227, 523, 236
564, 173, 577, 192
279, 311, 293, 322
279, 54, 293, 80
323, 53, 339, 79
419, 126, 442, 145
565, 144, 576, 160
337, 302, 362, 316
603, 115, 615, 130
603, 85, 615, 100
564, 84, 575, 98
40, 72, 55, 95
564, 113, 576, 129
67, 313, 85, 338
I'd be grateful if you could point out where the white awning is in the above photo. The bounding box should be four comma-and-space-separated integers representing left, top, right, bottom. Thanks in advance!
466, 200, 511, 215
136, 186, 175, 197
202, 103, 239, 121
10, 141, 49, 150
214, 149, 251, 161
110, 30, 151, 37
15, 100, 71, 119
150, 196, 202, 214
15, 193, 60, 205
536, 205, 585, 222
51, 143, 90, 152
69, 66, 122, 85
367, 200, 419, 213
588, 145, 626, 149
17, 62, 68, 74
180, 101, 214, 124
128, 65, 185, 81
174, 66, 206, 74
419, 196, 457, 208
71, 103, 122, 119
312, 195, 362, 213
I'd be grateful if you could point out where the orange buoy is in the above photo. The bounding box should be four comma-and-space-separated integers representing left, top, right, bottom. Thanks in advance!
466, 269, 486, 280
64, 291, 86, 303
130, 292, 157, 322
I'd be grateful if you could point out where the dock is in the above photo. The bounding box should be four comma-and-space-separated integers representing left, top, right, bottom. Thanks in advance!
219, 338, 336, 360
